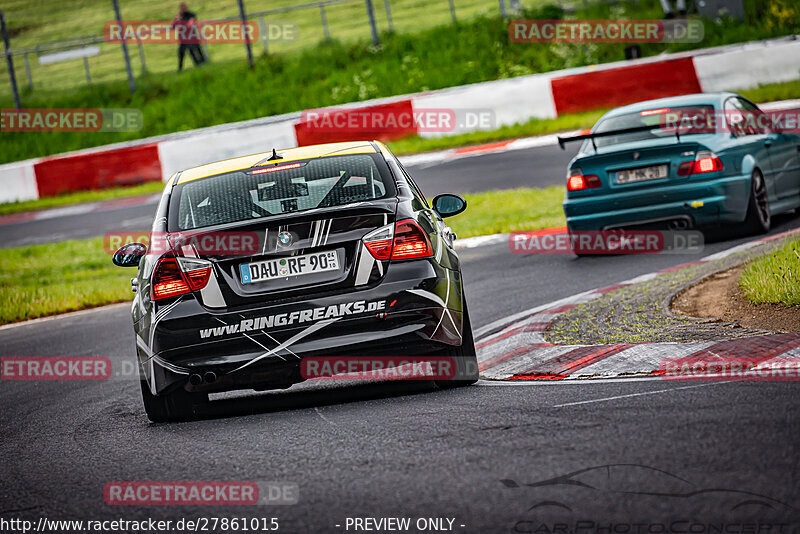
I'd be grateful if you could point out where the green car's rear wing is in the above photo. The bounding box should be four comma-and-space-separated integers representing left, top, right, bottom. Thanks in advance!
557, 124, 683, 151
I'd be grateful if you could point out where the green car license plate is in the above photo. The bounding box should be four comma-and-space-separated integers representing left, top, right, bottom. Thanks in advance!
616, 164, 668, 184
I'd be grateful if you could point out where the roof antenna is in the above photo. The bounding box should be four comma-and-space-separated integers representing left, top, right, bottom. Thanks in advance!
267, 149, 283, 161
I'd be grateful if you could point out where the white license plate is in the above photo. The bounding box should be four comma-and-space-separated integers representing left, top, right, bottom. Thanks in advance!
616, 164, 668, 184
240, 251, 339, 284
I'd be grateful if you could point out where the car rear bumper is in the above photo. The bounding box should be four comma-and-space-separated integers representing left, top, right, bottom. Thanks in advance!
563, 173, 750, 231
137, 261, 464, 394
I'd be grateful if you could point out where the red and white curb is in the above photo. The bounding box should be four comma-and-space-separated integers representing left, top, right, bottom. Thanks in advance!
476, 228, 800, 381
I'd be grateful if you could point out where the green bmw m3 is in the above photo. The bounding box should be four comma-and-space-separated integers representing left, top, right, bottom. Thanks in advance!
560, 93, 800, 236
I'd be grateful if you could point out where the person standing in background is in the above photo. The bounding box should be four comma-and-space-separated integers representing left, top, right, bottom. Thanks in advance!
660, 0, 687, 18
173, 2, 206, 71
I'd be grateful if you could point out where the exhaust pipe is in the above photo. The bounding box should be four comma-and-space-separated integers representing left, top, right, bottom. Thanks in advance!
203, 371, 217, 384
668, 218, 689, 230
188, 373, 203, 386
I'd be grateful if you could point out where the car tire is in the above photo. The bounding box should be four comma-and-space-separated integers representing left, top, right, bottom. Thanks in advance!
567, 225, 592, 257
742, 168, 771, 235
435, 302, 479, 389
139, 375, 207, 423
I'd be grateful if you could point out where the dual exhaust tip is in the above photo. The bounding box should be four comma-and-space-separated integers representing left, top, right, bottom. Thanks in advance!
189, 371, 217, 386
668, 218, 691, 230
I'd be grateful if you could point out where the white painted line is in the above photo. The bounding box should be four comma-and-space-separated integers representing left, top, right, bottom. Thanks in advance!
700, 241, 760, 262
619, 271, 661, 285
757, 99, 800, 111
454, 233, 507, 249
34, 204, 96, 220
551, 381, 729, 407
479, 375, 689, 385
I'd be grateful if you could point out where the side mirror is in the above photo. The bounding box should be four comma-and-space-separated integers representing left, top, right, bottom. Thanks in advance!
432, 194, 467, 218
112, 243, 147, 267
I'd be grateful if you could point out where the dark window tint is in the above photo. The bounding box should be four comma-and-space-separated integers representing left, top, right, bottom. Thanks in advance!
591, 105, 715, 148
172, 154, 391, 230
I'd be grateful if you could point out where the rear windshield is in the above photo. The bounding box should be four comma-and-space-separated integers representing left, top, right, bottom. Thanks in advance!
590, 105, 715, 148
169, 153, 394, 230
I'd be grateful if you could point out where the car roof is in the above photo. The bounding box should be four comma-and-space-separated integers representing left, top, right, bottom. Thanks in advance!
174, 141, 380, 185
599, 92, 739, 120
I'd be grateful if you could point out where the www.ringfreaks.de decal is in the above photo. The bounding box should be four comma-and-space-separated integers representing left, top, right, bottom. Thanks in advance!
199, 300, 387, 339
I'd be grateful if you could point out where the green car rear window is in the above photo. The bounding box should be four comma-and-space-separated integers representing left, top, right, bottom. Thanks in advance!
592, 105, 715, 148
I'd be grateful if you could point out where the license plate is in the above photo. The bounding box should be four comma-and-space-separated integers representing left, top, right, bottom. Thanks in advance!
240, 251, 339, 284
616, 164, 668, 184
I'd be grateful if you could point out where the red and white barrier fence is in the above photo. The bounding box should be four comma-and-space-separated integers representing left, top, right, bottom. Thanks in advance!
2, 37, 798, 204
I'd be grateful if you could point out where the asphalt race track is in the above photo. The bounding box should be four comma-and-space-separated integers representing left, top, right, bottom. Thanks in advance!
1, 141, 799, 531
0, 142, 577, 249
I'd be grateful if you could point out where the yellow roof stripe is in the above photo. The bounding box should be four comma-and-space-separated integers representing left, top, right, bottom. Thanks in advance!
176, 141, 378, 184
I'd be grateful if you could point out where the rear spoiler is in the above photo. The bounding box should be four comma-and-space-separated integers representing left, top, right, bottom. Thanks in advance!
557, 124, 682, 150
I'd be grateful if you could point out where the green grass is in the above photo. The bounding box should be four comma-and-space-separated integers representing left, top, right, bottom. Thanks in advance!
739, 81, 800, 104
0, 185, 565, 323
739, 236, 800, 307
2, 0, 798, 164
1, 0, 520, 95
0, 180, 165, 216
444, 186, 565, 238
0, 236, 132, 324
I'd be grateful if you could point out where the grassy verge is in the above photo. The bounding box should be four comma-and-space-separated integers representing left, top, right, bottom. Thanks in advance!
739, 236, 800, 307
2, 0, 798, 164
0, 237, 132, 324
0, 181, 165, 216
0, 186, 565, 323
449, 187, 565, 238
740, 80, 800, 104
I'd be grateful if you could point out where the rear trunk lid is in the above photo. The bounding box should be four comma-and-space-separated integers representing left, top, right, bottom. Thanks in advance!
569, 137, 712, 195
172, 199, 397, 310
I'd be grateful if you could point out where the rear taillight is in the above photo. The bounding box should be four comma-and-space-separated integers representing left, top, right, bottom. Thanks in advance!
151, 257, 212, 300
152, 258, 190, 300
567, 170, 601, 191
678, 150, 723, 176
363, 224, 394, 260
392, 219, 432, 260
363, 219, 433, 261
177, 257, 212, 291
